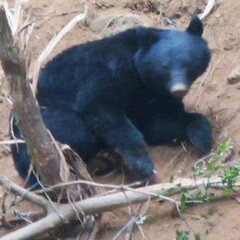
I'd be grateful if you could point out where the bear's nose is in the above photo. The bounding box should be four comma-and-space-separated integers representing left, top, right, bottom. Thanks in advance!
170, 83, 188, 98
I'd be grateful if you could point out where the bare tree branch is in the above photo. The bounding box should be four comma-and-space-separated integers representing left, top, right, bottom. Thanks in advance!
1, 175, 239, 240
0, 177, 48, 209
0, 5, 75, 196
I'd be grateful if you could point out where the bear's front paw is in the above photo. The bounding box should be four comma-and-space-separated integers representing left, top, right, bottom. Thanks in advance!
125, 155, 155, 181
187, 113, 213, 154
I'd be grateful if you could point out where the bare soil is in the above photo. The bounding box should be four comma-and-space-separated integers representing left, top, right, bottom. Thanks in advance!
1, 0, 240, 239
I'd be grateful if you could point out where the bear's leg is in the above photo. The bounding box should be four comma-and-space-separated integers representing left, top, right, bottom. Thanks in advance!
81, 107, 154, 179
11, 108, 102, 187
140, 112, 212, 154
41, 108, 102, 160
10, 117, 37, 187
139, 113, 189, 146
186, 113, 213, 154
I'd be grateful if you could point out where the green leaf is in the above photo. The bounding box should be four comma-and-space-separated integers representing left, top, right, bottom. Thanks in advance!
176, 230, 190, 240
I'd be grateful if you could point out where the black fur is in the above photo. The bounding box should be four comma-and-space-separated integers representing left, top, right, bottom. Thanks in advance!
11, 17, 212, 186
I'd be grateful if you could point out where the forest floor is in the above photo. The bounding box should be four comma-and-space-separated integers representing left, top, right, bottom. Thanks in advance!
1, 0, 240, 239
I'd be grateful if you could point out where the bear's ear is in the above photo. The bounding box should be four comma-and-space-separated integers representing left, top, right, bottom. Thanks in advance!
136, 27, 160, 49
186, 16, 203, 36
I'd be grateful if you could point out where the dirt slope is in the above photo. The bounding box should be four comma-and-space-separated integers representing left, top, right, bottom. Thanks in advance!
1, 0, 240, 239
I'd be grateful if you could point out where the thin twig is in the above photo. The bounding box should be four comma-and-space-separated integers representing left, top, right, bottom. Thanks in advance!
0, 177, 48, 209
17, 10, 81, 35
0, 139, 24, 145
35, 179, 179, 204
198, 0, 216, 20
1, 175, 240, 240
112, 216, 137, 240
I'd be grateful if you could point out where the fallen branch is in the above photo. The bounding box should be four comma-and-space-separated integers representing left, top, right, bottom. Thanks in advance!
0, 4, 80, 198
0, 139, 24, 145
1, 175, 239, 240
0, 5, 63, 189
198, 0, 216, 20
0, 177, 48, 210
0, 4, 98, 238
34, 179, 178, 204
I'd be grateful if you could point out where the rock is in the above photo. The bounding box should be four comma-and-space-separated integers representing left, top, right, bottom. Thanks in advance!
227, 66, 240, 85
89, 13, 151, 37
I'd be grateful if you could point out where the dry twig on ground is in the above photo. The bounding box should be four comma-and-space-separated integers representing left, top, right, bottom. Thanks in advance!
1, 175, 240, 240
198, 0, 217, 20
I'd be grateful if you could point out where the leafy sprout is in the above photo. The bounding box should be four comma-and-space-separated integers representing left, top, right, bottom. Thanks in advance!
221, 166, 240, 191
175, 230, 190, 240
217, 140, 232, 157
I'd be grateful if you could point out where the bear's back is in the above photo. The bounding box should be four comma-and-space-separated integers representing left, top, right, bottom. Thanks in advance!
37, 28, 139, 108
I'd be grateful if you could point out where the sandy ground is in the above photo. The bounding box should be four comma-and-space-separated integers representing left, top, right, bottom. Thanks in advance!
1, 0, 240, 239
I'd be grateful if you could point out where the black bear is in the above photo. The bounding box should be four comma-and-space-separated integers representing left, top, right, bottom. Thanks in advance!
11, 16, 212, 186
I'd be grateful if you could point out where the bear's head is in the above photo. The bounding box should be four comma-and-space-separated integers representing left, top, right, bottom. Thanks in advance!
135, 17, 211, 98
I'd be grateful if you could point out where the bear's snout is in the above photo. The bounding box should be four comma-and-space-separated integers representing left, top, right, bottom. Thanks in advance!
170, 83, 188, 98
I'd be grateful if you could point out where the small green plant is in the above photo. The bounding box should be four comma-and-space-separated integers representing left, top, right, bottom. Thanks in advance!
179, 187, 215, 211
163, 140, 237, 213
193, 139, 233, 177
136, 215, 156, 225
217, 140, 232, 157
179, 191, 188, 211
221, 166, 240, 193
207, 157, 219, 172
184, 140, 234, 210
175, 230, 190, 240
159, 187, 179, 196
192, 165, 206, 177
